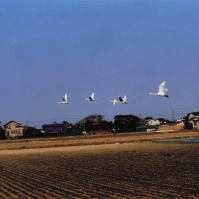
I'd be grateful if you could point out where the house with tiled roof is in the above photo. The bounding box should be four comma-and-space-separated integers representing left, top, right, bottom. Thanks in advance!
186, 111, 199, 120
185, 111, 199, 129
4, 121, 25, 139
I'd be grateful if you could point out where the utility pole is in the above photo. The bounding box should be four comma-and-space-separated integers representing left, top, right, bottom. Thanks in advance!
172, 110, 174, 123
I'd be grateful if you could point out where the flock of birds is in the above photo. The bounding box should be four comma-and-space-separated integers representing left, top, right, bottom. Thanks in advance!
57, 81, 169, 105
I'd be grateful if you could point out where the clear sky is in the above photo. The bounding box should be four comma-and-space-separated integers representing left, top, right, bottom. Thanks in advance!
0, 0, 199, 128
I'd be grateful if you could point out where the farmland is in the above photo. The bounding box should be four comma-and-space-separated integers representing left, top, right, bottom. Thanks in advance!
0, 131, 199, 198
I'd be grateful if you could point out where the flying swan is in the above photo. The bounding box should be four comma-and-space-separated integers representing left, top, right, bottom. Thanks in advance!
118, 96, 127, 104
57, 94, 69, 104
148, 81, 169, 97
109, 99, 118, 105
85, 92, 95, 101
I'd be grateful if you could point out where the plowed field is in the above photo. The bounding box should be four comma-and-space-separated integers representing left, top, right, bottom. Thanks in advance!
0, 138, 199, 198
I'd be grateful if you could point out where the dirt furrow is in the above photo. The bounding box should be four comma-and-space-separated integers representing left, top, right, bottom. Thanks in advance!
0, 185, 19, 199
1, 164, 100, 198
0, 142, 199, 198
0, 169, 68, 198
0, 179, 32, 199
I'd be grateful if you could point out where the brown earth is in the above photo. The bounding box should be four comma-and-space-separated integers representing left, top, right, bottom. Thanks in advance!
0, 130, 199, 150
0, 130, 199, 198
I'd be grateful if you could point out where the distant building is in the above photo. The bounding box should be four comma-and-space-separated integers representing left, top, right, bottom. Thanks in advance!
186, 111, 199, 121
4, 121, 25, 139
146, 119, 160, 126
188, 117, 199, 129
157, 118, 170, 124
42, 123, 63, 134
185, 111, 199, 129
175, 117, 186, 124
42, 122, 80, 136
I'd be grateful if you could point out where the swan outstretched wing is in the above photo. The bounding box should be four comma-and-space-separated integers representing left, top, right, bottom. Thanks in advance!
57, 94, 68, 104
91, 92, 94, 100
158, 81, 166, 95
113, 99, 117, 105
64, 94, 67, 103
123, 96, 127, 102
85, 92, 95, 101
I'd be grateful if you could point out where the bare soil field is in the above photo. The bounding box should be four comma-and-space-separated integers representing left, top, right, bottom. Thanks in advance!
0, 130, 199, 150
0, 131, 199, 198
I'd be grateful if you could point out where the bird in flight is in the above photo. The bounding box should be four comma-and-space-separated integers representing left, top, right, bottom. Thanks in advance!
85, 92, 95, 101
118, 95, 128, 104
148, 81, 169, 97
109, 99, 118, 105
57, 94, 69, 104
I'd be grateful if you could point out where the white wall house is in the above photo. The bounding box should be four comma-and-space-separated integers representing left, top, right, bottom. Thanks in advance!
187, 112, 199, 120
147, 119, 160, 126
189, 117, 199, 129
4, 121, 24, 139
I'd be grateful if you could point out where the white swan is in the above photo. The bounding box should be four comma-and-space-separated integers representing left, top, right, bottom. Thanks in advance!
148, 81, 169, 97
118, 96, 127, 104
85, 92, 95, 101
57, 94, 69, 104
109, 99, 118, 105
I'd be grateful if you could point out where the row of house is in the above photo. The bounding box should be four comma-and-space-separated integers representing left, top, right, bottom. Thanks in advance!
137, 111, 199, 132
1, 111, 199, 139
1, 115, 141, 139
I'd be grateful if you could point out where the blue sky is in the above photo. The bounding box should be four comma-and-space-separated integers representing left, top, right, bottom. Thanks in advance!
0, 0, 199, 128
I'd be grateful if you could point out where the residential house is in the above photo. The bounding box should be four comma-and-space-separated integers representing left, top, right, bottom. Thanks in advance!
188, 117, 199, 129
157, 118, 170, 124
185, 111, 199, 129
186, 111, 199, 120
42, 121, 78, 136
136, 118, 159, 132
4, 121, 25, 139
146, 119, 160, 126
